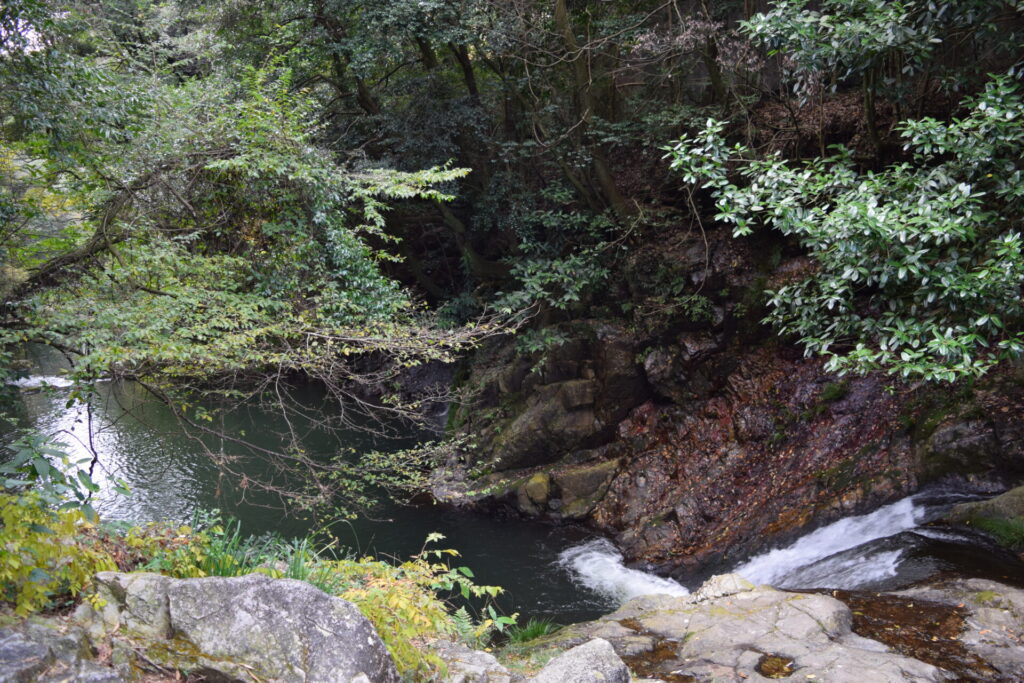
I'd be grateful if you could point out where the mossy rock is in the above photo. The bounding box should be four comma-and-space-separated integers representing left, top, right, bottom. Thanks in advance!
946, 486, 1024, 551
523, 472, 552, 506
553, 459, 621, 519
946, 486, 1024, 525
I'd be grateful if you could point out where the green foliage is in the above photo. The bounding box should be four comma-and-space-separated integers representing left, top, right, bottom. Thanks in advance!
506, 617, 560, 644
514, 327, 569, 357
971, 517, 1024, 551
0, 492, 115, 615
742, 0, 1020, 98
320, 440, 455, 519
337, 533, 516, 676
139, 516, 278, 579
497, 249, 611, 314
1, 429, 128, 521
0, 9, 489, 510
665, 74, 1024, 381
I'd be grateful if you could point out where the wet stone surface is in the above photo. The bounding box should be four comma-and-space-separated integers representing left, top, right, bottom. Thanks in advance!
827, 590, 1002, 681
755, 653, 795, 678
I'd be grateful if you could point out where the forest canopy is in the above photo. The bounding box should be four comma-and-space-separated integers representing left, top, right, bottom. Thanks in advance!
2, 0, 1023, 512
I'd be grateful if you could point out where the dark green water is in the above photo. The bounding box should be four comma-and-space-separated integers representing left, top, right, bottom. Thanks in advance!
5, 347, 614, 624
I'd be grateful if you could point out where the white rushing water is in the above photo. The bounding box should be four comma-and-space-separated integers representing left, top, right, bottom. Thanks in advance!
557, 538, 689, 602
732, 495, 924, 588
8, 375, 75, 389
557, 494, 942, 603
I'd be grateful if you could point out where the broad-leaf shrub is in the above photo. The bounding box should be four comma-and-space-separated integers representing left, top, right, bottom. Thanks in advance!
665, 74, 1024, 381
0, 493, 115, 615
337, 534, 515, 678
741, 0, 1014, 98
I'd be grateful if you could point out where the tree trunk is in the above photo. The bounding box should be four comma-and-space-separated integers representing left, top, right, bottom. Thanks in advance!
864, 67, 882, 160
416, 37, 440, 71
552, 0, 633, 219
449, 44, 480, 100
437, 203, 512, 283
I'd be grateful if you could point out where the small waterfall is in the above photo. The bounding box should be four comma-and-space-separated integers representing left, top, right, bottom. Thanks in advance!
557, 538, 689, 602
733, 495, 924, 588
8, 375, 75, 389
555, 491, 1001, 603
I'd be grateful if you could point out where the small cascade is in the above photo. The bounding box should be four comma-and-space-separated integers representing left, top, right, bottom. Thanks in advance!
557, 538, 689, 602
8, 375, 75, 389
556, 489, 1022, 604
733, 495, 924, 588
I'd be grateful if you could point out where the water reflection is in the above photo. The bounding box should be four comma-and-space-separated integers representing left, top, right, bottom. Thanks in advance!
4, 346, 613, 623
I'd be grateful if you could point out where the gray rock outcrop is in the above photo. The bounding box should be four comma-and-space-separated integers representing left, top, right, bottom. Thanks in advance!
431, 640, 516, 683
529, 638, 629, 683
527, 574, 946, 682
0, 620, 122, 683
75, 572, 398, 683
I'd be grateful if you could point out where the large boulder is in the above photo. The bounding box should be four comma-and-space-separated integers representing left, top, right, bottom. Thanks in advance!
946, 485, 1024, 525
430, 640, 515, 683
529, 638, 629, 683
76, 572, 398, 683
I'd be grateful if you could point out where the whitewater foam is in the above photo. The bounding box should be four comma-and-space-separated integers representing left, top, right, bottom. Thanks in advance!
733, 495, 924, 587
9, 375, 75, 389
557, 538, 689, 603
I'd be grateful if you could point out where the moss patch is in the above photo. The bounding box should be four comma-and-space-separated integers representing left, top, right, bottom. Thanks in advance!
820, 380, 850, 403
972, 516, 1024, 551
974, 590, 1000, 606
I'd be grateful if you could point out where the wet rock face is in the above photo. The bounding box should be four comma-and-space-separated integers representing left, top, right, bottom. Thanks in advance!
592, 349, 921, 575
642, 332, 726, 406
447, 223, 1024, 576
76, 572, 399, 683
451, 319, 1024, 574
915, 372, 1024, 483
452, 321, 649, 473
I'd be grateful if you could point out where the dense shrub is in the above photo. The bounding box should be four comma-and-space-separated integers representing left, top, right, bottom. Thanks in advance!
0, 493, 115, 615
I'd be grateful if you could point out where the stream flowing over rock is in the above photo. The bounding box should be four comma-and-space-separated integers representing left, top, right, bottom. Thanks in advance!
75, 572, 399, 683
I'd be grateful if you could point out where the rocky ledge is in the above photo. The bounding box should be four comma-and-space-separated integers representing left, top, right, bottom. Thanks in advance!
519, 574, 1024, 683
4, 571, 1022, 682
